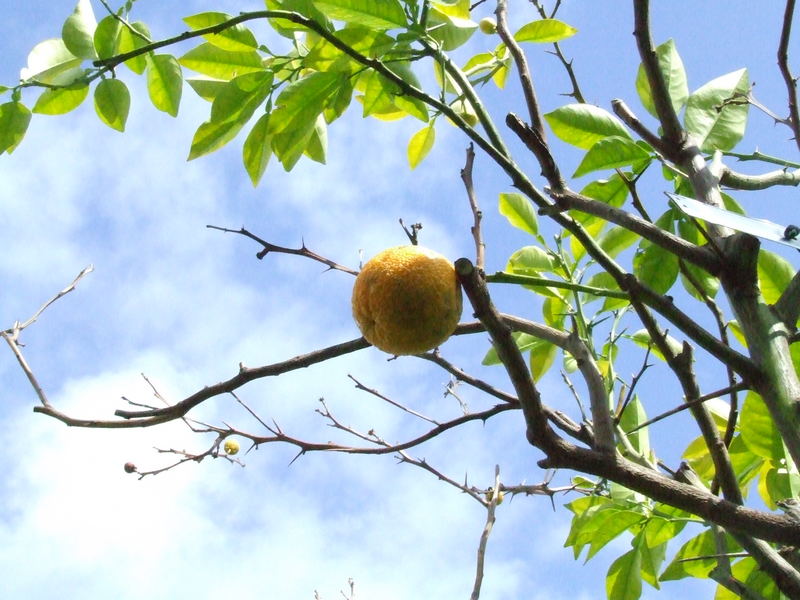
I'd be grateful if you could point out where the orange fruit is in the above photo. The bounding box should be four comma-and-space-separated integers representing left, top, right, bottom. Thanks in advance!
352, 245, 463, 355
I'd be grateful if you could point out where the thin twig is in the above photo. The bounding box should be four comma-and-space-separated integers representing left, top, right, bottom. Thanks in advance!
470, 465, 501, 600
778, 0, 800, 152
461, 143, 486, 270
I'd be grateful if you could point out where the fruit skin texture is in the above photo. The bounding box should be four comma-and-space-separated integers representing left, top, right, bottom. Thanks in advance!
352, 245, 463, 355
479, 17, 497, 34
223, 439, 240, 455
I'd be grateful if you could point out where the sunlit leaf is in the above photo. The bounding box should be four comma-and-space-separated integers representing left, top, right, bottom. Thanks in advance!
117, 21, 151, 74
407, 123, 435, 169
179, 42, 264, 80
740, 391, 784, 462
146, 54, 183, 117
183, 12, 259, 52
20, 39, 83, 86
93, 78, 130, 132
514, 19, 577, 43
93, 15, 122, 60
757, 249, 793, 304
545, 104, 631, 149
62, 0, 97, 59
685, 68, 749, 152
573, 137, 651, 178
242, 112, 272, 186
499, 192, 538, 236
635, 39, 688, 117
313, 0, 407, 30
32, 84, 89, 115
606, 549, 641, 600
0, 102, 32, 154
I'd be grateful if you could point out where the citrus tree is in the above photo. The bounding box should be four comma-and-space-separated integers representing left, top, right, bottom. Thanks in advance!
4, 1, 800, 598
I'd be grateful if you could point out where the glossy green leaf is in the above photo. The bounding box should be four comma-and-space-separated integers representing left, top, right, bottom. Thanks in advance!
514, 19, 577, 43
545, 104, 631, 149
598, 225, 639, 258
187, 77, 228, 102
210, 71, 272, 124
430, 0, 470, 18
269, 71, 343, 135
407, 124, 435, 169
573, 137, 651, 178
482, 332, 544, 366
660, 530, 718, 580
618, 395, 650, 457
303, 115, 327, 164
265, 0, 333, 39
427, 6, 477, 50
740, 391, 784, 461
757, 249, 793, 304
183, 12, 259, 52
32, 84, 89, 115
117, 21, 151, 74
62, 0, 97, 59
242, 112, 272, 186
635, 39, 688, 117
146, 54, 183, 117
271, 117, 317, 171
305, 27, 394, 74
587, 510, 644, 560
606, 549, 642, 600
628, 329, 682, 362
179, 42, 264, 80
499, 192, 538, 236
188, 119, 245, 160
20, 39, 83, 86
0, 102, 32, 154
643, 516, 686, 549
633, 211, 679, 295
507, 246, 559, 274
529, 339, 557, 381
684, 68, 749, 152
313, 0, 407, 30
93, 15, 122, 60
93, 78, 130, 132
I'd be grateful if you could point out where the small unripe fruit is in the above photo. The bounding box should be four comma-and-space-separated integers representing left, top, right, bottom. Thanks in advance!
124, 462, 137, 474
486, 488, 504, 505
224, 439, 240, 455
479, 17, 497, 35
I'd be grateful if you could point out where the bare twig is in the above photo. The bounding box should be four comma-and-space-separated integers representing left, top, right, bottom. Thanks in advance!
207, 225, 358, 275
461, 144, 486, 270
470, 465, 501, 600
778, 0, 800, 152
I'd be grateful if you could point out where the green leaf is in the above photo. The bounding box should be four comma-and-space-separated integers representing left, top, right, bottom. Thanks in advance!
529, 339, 557, 381
269, 71, 343, 135
265, 0, 333, 39
242, 112, 273, 186
678, 217, 719, 300
660, 530, 719, 581
637, 533, 666, 590
606, 549, 642, 600
93, 15, 122, 60
183, 12, 259, 52
188, 119, 245, 160
0, 102, 32, 154
117, 21, 151, 74
407, 124, 435, 169
210, 71, 272, 124
586, 510, 644, 560
430, 0, 470, 18
514, 19, 577, 43
20, 39, 83, 86
187, 77, 228, 102
427, 6, 477, 50
482, 332, 544, 366
146, 54, 183, 117
32, 84, 89, 115
740, 391, 784, 461
643, 516, 686, 549
507, 246, 559, 275
618, 396, 650, 458
93, 78, 130, 132
303, 114, 327, 163
499, 193, 538, 236
599, 225, 639, 258
635, 39, 688, 118
684, 68, 749, 152
758, 249, 793, 304
545, 104, 631, 150
62, 0, 98, 59
633, 211, 679, 295
179, 42, 264, 80
573, 137, 651, 178
305, 27, 394, 74
313, 0, 407, 30
628, 329, 682, 362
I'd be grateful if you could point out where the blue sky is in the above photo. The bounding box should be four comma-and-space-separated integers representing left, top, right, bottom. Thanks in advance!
1, 1, 798, 599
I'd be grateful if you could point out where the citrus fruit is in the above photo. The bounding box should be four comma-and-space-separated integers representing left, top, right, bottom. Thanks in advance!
479, 17, 497, 34
352, 245, 463, 355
